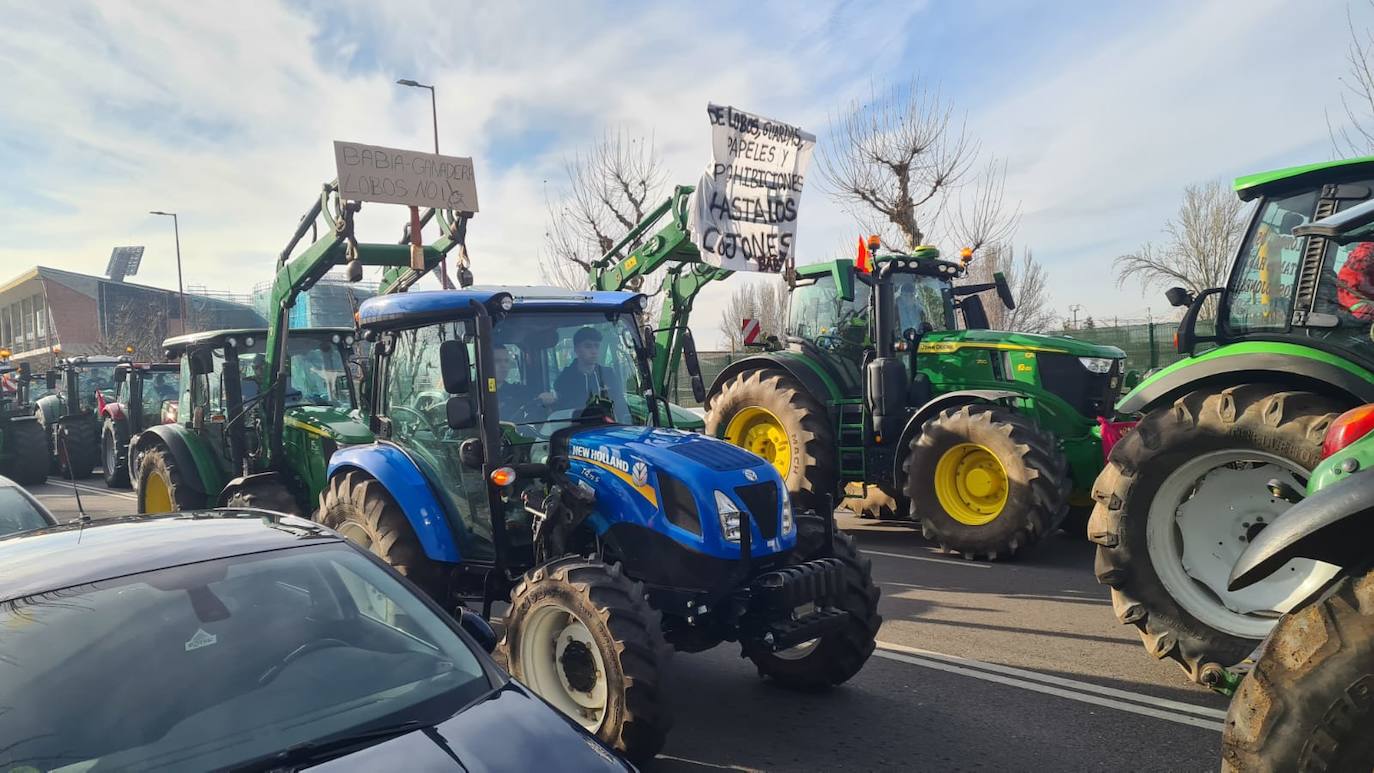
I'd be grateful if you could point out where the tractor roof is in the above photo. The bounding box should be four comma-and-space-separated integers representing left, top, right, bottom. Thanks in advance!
161, 326, 353, 353
357, 286, 647, 330
1234, 155, 1374, 201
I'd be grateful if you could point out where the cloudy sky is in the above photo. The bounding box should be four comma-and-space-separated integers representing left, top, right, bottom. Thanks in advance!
1, 0, 1369, 346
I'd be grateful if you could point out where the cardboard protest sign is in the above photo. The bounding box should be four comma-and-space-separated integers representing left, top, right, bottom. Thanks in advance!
333, 141, 479, 212
687, 104, 815, 273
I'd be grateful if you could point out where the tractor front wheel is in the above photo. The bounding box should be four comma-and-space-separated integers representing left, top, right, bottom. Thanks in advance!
706, 369, 838, 513
102, 419, 130, 488
56, 417, 98, 479
317, 471, 443, 600
3, 420, 49, 486
136, 445, 206, 513
502, 556, 670, 765
1090, 385, 1343, 682
906, 404, 1068, 560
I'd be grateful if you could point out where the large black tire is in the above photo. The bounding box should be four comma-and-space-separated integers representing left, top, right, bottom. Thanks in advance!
706, 368, 838, 513
905, 404, 1068, 560
136, 444, 207, 513
745, 523, 881, 688
501, 556, 670, 764
102, 418, 130, 488
317, 471, 443, 600
55, 417, 98, 479
848, 482, 910, 521
1090, 385, 1343, 682
1222, 569, 1374, 772
3, 420, 50, 486
223, 481, 303, 516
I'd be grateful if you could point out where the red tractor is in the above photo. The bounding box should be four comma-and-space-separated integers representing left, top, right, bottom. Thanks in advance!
97, 362, 180, 488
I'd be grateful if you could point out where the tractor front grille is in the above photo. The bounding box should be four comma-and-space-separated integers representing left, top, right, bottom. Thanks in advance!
1036, 353, 1122, 418
735, 481, 780, 540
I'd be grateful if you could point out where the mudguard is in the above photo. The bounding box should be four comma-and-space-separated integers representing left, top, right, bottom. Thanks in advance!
328, 443, 462, 564
892, 389, 1021, 482
1228, 471, 1374, 592
130, 424, 223, 496
1118, 344, 1374, 415
34, 394, 61, 425
100, 402, 127, 424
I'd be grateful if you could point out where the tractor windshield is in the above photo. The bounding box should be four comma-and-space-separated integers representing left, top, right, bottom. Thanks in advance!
78, 365, 118, 411
141, 370, 181, 426
283, 334, 354, 409
1226, 189, 1314, 335
891, 273, 956, 334
491, 311, 645, 447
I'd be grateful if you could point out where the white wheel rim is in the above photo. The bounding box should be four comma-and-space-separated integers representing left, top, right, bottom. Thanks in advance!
1146, 449, 1340, 640
519, 604, 608, 732
104, 432, 116, 472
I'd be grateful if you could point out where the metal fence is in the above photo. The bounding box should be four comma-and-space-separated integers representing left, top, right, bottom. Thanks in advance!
1067, 321, 1216, 377
666, 351, 749, 409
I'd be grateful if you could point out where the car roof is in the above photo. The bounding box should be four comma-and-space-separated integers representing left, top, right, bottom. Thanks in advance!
0, 510, 342, 602
357, 287, 644, 330
0, 474, 56, 526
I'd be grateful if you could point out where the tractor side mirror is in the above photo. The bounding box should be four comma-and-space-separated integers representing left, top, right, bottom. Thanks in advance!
333, 374, 351, 399
681, 328, 706, 405
961, 295, 990, 330
439, 340, 471, 395
45, 371, 57, 391
641, 325, 657, 358
993, 271, 1016, 310
18, 362, 30, 381
446, 396, 476, 430
114, 368, 128, 385
458, 437, 484, 469
1165, 286, 1194, 308
456, 607, 498, 653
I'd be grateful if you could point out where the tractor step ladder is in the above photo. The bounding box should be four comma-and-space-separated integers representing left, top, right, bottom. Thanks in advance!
837, 399, 866, 479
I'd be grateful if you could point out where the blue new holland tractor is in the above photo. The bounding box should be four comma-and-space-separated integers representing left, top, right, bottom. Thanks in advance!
319, 286, 880, 762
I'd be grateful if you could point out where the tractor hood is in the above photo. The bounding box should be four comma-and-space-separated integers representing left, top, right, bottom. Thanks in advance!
283, 405, 373, 445
921, 329, 1124, 359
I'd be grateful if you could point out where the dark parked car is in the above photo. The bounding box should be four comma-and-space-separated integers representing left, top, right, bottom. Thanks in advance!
0, 511, 635, 772
0, 473, 57, 537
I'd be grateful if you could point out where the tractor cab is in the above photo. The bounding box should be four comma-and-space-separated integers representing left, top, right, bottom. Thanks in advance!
45, 355, 122, 415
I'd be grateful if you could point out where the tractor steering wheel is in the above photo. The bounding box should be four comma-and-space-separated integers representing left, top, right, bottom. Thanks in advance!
389, 404, 444, 436
413, 391, 449, 413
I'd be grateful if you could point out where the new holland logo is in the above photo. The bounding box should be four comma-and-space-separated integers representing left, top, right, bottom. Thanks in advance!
570, 443, 631, 475
744, 469, 758, 482
631, 461, 649, 487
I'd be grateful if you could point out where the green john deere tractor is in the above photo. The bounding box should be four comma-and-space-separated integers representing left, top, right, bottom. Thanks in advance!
132, 179, 474, 517
592, 186, 1128, 560
1090, 154, 1374, 687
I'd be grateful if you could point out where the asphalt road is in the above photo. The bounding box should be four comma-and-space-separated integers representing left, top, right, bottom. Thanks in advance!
31, 476, 1227, 772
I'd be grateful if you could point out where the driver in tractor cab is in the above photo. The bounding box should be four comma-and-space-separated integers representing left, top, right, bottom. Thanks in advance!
493, 345, 555, 420
553, 327, 630, 423
1338, 241, 1374, 322
894, 280, 933, 339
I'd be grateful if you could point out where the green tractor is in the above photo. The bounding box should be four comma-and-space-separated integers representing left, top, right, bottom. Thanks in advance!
593, 187, 1128, 560
0, 359, 48, 485
132, 180, 471, 517
1090, 155, 1374, 686
35, 354, 123, 479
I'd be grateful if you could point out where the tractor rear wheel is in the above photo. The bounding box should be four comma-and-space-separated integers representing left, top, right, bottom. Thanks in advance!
1090, 385, 1343, 682
1222, 569, 1374, 772
706, 368, 838, 513
905, 404, 1068, 560
56, 417, 98, 479
318, 471, 444, 600
502, 556, 670, 765
137, 445, 206, 513
3, 420, 49, 485
102, 418, 131, 488
745, 522, 881, 688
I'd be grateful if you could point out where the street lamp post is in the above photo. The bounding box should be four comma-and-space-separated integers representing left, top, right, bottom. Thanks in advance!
149, 211, 187, 333
396, 77, 454, 289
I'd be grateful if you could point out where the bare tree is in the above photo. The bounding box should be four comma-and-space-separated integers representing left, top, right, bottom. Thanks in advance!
820, 80, 980, 251
1330, 1, 1374, 156
960, 243, 1057, 332
951, 159, 1020, 255
719, 279, 789, 351
98, 289, 173, 360
540, 131, 668, 291
1115, 180, 1246, 298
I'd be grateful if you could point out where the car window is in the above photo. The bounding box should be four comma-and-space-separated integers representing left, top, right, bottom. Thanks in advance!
0, 542, 492, 771
0, 487, 52, 536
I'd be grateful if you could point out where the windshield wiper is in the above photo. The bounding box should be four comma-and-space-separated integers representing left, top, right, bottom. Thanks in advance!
236, 720, 425, 771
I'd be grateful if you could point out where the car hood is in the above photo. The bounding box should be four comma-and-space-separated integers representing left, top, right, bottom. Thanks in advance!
308, 682, 633, 772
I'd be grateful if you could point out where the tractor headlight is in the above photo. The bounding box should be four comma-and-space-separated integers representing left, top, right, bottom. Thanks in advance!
1078, 357, 1114, 375
780, 495, 794, 536
715, 490, 743, 542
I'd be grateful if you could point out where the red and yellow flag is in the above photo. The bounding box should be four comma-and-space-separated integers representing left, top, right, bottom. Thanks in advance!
856, 236, 871, 273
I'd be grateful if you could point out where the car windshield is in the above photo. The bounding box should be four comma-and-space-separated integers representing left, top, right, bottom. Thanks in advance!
892, 273, 955, 333
0, 542, 493, 771
284, 334, 354, 409
491, 311, 646, 450
77, 365, 118, 411
0, 487, 52, 536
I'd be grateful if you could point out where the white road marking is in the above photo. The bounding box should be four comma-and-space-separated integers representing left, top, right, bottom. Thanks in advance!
875, 641, 1226, 732
45, 478, 137, 501
879, 579, 1110, 605
863, 548, 992, 568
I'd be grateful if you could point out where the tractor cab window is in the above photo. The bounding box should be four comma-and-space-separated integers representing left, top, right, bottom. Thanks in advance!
1226, 190, 1316, 335
142, 371, 180, 427
891, 273, 955, 337
78, 365, 117, 412
1304, 190, 1374, 367
384, 322, 495, 562
284, 335, 353, 409
785, 273, 870, 352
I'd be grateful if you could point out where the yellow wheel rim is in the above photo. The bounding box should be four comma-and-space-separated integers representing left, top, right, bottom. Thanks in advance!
723, 407, 791, 478
143, 473, 173, 513
933, 443, 1008, 526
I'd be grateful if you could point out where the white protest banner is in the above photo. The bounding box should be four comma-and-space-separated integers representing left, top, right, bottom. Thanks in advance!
333, 141, 480, 212
686, 104, 815, 273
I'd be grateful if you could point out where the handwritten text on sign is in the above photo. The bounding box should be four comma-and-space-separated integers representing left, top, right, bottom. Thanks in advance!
687, 104, 815, 273
333, 141, 480, 212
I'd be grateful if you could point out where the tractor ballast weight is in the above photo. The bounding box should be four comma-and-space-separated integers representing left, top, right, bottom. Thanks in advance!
1090, 155, 1374, 686
0, 361, 47, 485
